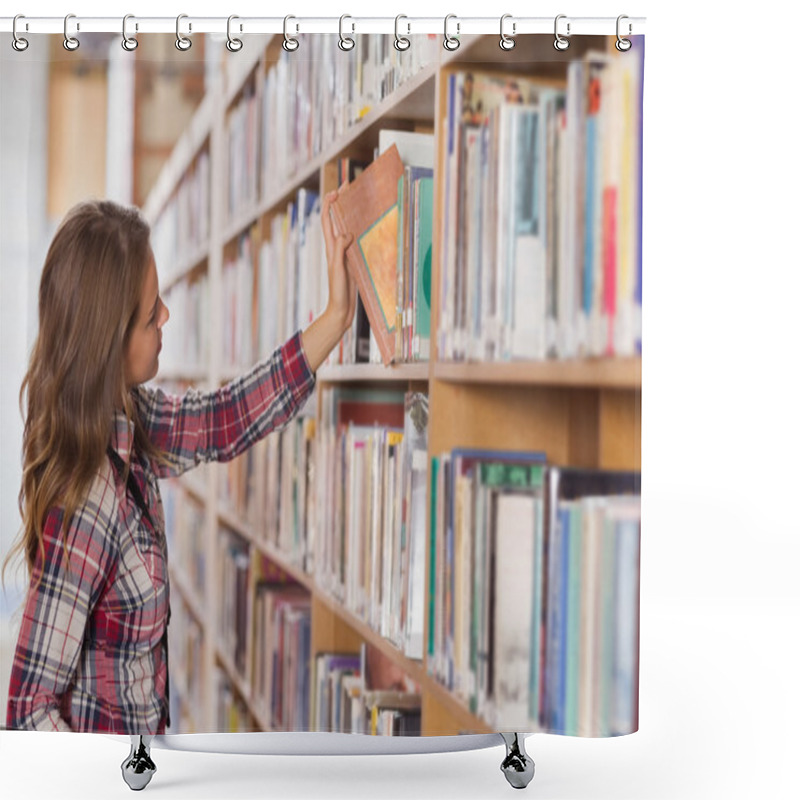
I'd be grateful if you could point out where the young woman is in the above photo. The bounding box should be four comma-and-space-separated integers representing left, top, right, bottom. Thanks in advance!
5, 195, 355, 737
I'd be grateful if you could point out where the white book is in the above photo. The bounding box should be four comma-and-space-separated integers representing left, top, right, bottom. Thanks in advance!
508, 105, 547, 360
378, 129, 435, 169
493, 491, 536, 730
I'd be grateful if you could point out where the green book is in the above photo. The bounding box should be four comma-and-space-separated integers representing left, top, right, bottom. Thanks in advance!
414, 176, 434, 360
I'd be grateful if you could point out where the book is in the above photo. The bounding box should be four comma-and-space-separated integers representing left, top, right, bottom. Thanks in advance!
329, 144, 405, 366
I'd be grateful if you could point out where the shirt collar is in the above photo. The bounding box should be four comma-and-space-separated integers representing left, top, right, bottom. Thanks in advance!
110, 408, 135, 465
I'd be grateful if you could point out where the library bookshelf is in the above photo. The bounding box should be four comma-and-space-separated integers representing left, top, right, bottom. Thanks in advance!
145, 32, 641, 738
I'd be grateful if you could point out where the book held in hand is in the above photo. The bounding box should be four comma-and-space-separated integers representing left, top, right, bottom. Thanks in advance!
329, 144, 405, 366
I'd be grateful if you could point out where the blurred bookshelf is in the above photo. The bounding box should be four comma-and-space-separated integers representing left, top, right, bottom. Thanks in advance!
146, 32, 642, 738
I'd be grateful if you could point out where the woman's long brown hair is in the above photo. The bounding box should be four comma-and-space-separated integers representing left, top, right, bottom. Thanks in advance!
4, 199, 165, 580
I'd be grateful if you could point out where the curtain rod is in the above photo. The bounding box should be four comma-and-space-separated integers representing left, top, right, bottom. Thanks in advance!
1, 15, 646, 37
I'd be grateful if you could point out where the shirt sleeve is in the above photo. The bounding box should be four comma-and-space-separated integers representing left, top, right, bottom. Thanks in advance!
6, 471, 120, 731
133, 330, 316, 479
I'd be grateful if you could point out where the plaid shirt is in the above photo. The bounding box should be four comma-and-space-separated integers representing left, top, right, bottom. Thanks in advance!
7, 331, 315, 733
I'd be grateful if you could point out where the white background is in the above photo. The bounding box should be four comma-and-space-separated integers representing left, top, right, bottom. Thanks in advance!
1, 1, 799, 798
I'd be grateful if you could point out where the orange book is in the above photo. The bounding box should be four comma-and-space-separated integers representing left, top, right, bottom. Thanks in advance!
329, 145, 405, 366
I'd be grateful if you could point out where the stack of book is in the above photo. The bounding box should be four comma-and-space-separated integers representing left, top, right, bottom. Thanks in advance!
438, 48, 643, 363
257, 188, 326, 362
215, 667, 252, 732
167, 491, 207, 599
260, 34, 439, 201
313, 389, 429, 659
168, 598, 204, 733
226, 80, 259, 222
161, 272, 210, 374
150, 147, 210, 283
329, 132, 435, 367
219, 438, 259, 528
429, 450, 640, 736
218, 527, 251, 682
313, 645, 421, 736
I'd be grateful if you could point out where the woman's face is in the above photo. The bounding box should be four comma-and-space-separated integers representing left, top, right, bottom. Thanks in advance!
123, 251, 169, 387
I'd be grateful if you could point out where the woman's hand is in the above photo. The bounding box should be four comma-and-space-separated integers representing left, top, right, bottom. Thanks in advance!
321, 185, 357, 335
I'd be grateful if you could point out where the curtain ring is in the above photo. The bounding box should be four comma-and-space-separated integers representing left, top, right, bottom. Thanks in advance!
554, 14, 570, 51
12, 15, 29, 52
394, 15, 410, 51
122, 14, 138, 51
176, 14, 192, 51
63, 13, 80, 51
283, 15, 299, 52
226, 15, 243, 52
616, 15, 632, 51
443, 14, 460, 51
339, 14, 355, 51
499, 14, 516, 51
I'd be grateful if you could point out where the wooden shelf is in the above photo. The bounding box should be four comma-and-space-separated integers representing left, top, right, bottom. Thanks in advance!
146, 32, 642, 739
142, 88, 214, 223
317, 362, 430, 383
213, 498, 504, 736
215, 645, 270, 732
434, 357, 642, 389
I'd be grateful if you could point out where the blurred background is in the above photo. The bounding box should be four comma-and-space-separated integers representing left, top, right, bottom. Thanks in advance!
0, 31, 225, 714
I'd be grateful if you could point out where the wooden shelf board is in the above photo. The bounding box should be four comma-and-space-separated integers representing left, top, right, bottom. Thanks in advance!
317, 362, 430, 383
215, 645, 270, 732
434, 357, 642, 389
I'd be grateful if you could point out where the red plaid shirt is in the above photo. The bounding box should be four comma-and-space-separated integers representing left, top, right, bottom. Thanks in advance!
7, 331, 315, 733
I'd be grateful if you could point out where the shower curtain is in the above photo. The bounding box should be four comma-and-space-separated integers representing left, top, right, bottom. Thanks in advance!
0, 20, 644, 748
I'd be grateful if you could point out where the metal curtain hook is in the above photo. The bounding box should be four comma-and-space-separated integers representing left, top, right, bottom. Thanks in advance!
283, 15, 299, 52
122, 14, 138, 51
226, 15, 243, 52
499, 14, 516, 50
554, 14, 570, 51
339, 14, 355, 51
616, 14, 632, 51
176, 14, 192, 51
394, 15, 410, 51
63, 13, 80, 51
443, 14, 460, 51
12, 14, 29, 52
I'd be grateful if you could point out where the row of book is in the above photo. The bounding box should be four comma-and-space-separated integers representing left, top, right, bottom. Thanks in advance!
260, 34, 440, 202
439, 46, 644, 362
215, 667, 254, 732
226, 82, 259, 223
150, 148, 210, 283
219, 437, 260, 527
250, 562, 313, 732
263, 416, 316, 571
314, 647, 422, 736
428, 450, 640, 736
314, 390, 429, 659
219, 188, 328, 370
218, 527, 252, 681
160, 271, 211, 373
257, 189, 327, 361
329, 131, 435, 367
222, 233, 256, 370
167, 594, 205, 733
163, 481, 208, 600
